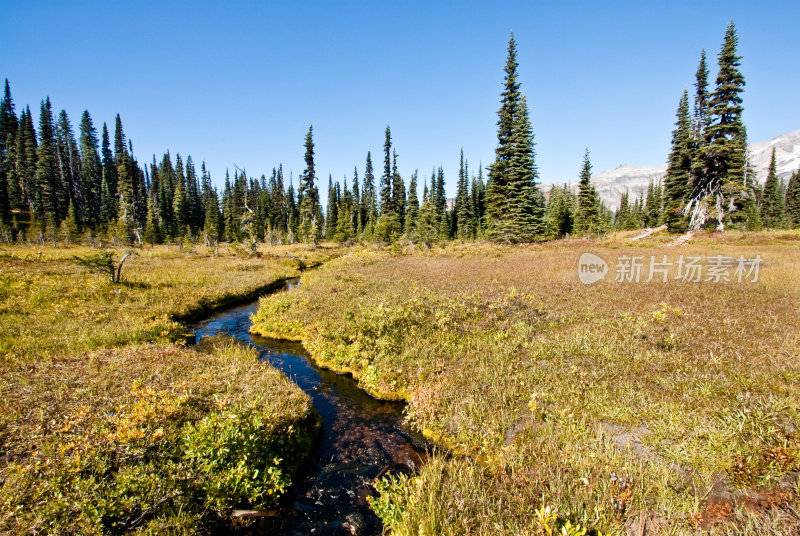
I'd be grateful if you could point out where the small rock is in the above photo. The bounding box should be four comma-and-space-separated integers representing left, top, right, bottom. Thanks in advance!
343, 511, 367, 535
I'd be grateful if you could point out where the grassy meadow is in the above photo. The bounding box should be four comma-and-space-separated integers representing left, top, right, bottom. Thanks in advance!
0, 242, 339, 534
251, 231, 800, 535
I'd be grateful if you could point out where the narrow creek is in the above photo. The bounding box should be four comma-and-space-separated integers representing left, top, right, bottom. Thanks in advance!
193, 279, 428, 536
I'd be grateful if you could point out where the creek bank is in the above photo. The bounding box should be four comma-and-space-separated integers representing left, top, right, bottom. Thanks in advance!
194, 284, 428, 536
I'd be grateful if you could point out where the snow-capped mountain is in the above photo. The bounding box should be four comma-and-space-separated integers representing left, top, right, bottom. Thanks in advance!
561, 130, 800, 210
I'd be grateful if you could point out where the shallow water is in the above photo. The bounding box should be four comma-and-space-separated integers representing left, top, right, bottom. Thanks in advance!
193, 279, 427, 535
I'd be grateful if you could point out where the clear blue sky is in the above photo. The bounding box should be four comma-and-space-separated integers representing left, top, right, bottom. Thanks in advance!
2, 1, 798, 199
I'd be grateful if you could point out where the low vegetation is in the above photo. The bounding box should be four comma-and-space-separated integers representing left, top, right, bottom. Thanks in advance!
251, 231, 800, 534
0, 243, 335, 534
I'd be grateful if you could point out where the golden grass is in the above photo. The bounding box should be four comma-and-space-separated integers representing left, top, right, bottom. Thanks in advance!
0, 242, 343, 534
251, 231, 800, 534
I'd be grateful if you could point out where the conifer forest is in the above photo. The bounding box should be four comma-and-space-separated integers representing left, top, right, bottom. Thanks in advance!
2, 7, 800, 536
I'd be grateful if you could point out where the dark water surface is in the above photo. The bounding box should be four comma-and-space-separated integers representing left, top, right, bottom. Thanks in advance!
193, 279, 427, 535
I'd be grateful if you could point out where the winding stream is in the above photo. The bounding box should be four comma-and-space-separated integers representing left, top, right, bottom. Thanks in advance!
193, 279, 428, 535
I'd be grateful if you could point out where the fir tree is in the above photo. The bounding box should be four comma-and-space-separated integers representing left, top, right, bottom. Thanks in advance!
505, 96, 544, 241
486, 33, 521, 241
352, 166, 361, 234
35, 98, 64, 225
100, 123, 117, 225
59, 201, 79, 243
325, 174, 338, 239
692, 50, 710, 140
16, 107, 38, 215
545, 184, 574, 238
414, 183, 438, 248
761, 148, 785, 228
363, 152, 377, 234
380, 126, 392, 215
454, 150, 473, 239
78, 111, 102, 228
472, 164, 486, 235
0, 80, 18, 224
172, 154, 187, 235
486, 34, 544, 242
298, 125, 319, 244
692, 21, 748, 230
786, 169, 800, 228
55, 110, 83, 225
334, 177, 355, 243
574, 149, 600, 234
391, 149, 405, 226
143, 195, 161, 246
405, 170, 419, 237
663, 90, 694, 232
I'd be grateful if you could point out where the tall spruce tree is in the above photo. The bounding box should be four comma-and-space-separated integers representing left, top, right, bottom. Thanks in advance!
455, 149, 473, 239
0, 80, 18, 224
405, 170, 419, 236
99, 123, 116, 225
35, 98, 65, 226
692, 50, 710, 140
574, 148, 599, 234
506, 96, 544, 241
363, 152, 377, 233
691, 21, 748, 230
663, 90, 694, 232
298, 125, 319, 244
486, 33, 544, 242
391, 149, 405, 226
55, 110, 83, 225
380, 126, 392, 215
785, 169, 800, 228
761, 148, 785, 228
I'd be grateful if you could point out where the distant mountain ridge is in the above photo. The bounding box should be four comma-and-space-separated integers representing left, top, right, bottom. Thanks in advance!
560, 130, 800, 210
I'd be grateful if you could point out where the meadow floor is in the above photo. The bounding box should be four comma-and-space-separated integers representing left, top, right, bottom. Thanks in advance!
0, 243, 339, 534
252, 231, 800, 535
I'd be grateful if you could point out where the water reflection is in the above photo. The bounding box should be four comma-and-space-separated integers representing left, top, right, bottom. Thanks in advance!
193, 281, 426, 535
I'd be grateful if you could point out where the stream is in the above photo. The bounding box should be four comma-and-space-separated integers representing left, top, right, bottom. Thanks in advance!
193, 279, 428, 535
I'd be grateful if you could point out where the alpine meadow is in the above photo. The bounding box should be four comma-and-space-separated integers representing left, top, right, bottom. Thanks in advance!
2, 3, 800, 536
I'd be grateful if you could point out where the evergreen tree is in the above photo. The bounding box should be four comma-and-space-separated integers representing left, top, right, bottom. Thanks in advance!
692, 50, 710, 140
100, 123, 117, 225
486, 34, 544, 242
506, 96, 544, 241
615, 191, 631, 230
545, 184, 574, 238
486, 33, 521, 241
334, 177, 355, 243
414, 182, 439, 247
59, 200, 79, 243
380, 126, 392, 215
0, 80, 18, 224
78, 111, 102, 228
663, 90, 694, 232
391, 149, 405, 226
574, 149, 600, 234
692, 21, 748, 230
786, 169, 800, 228
325, 175, 338, 239
405, 170, 419, 237
143, 195, 161, 246
55, 110, 83, 225
35, 98, 65, 225
352, 166, 361, 234
761, 147, 786, 227
298, 125, 319, 244
185, 155, 203, 233
471, 164, 486, 235
363, 152, 377, 234
454, 149, 473, 239
172, 154, 187, 235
